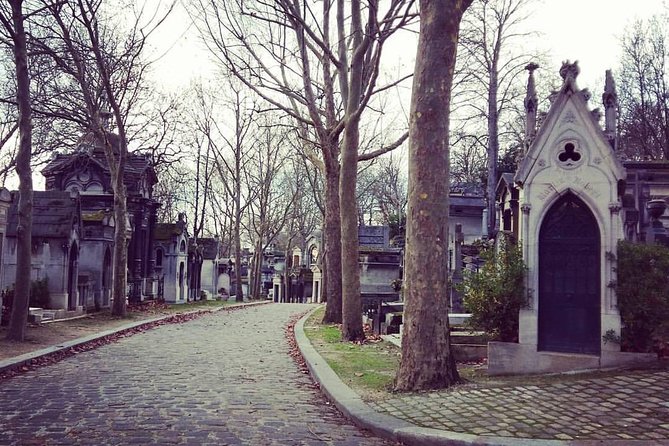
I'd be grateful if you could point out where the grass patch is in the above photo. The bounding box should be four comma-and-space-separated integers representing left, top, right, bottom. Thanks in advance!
304, 306, 400, 401
301, 305, 665, 401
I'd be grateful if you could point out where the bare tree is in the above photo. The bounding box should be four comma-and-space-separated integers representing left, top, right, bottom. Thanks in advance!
34, 0, 172, 316
618, 15, 669, 160
245, 119, 297, 299
208, 82, 256, 302
193, 0, 415, 338
1, 0, 33, 341
394, 0, 472, 392
456, 0, 536, 236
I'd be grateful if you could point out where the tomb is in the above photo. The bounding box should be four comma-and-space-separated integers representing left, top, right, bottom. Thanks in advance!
489, 62, 661, 375
41, 130, 159, 305
153, 214, 189, 303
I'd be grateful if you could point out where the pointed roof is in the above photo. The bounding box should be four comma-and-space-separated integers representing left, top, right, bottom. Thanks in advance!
515, 61, 625, 186
41, 130, 157, 187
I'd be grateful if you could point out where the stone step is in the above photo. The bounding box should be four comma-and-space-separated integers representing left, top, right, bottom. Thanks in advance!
450, 331, 488, 345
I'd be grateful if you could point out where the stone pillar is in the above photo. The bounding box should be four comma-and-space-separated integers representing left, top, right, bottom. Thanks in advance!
450, 224, 464, 312
145, 203, 157, 298
646, 199, 668, 245
524, 63, 539, 152
602, 69, 618, 151
130, 202, 143, 302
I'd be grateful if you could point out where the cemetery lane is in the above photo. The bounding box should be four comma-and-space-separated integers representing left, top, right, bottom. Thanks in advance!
0, 303, 394, 446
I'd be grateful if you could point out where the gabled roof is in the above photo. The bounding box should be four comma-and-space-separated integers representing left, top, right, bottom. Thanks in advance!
496, 172, 516, 197
41, 131, 157, 187
6, 191, 78, 238
515, 62, 625, 186
450, 195, 485, 209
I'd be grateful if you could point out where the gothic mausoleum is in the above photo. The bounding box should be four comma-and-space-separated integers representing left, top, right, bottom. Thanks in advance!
490, 62, 665, 374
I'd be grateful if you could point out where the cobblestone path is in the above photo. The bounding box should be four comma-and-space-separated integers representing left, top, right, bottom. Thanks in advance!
0, 303, 392, 445
369, 368, 669, 441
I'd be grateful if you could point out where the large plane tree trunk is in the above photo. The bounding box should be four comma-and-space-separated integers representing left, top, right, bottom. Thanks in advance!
394, 0, 472, 392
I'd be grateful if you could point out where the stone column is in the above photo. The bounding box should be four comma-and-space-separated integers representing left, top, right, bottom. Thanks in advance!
647, 199, 668, 245
145, 202, 157, 298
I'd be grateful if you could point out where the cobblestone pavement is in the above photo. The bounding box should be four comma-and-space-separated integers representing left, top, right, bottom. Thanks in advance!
369, 368, 669, 441
0, 303, 393, 446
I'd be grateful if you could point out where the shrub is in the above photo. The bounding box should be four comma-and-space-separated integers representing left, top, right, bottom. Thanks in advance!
616, 241, 669, 353
1, 278, 50, 325
459, 234, 527, 342
1, 288, 13, 326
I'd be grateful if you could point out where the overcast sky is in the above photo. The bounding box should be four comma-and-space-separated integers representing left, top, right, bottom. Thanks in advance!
536, 0, 666, 89
149, 1, 667, 95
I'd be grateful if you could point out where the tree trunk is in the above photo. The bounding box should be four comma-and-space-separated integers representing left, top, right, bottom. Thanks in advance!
394, 0, 472, 392
339, 0, 364, 342
234, 216, 244, 302
486, 67, 499, 237
252, 241, 263, 298
111, 187, 128, 317
6, 0, 32, 341
322, 163, 342, 323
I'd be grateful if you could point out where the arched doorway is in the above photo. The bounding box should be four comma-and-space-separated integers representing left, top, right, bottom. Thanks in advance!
539, 193, 600, 354
102, 247, 112, 308
67, 242, 79, 311
178, 262, 185, 301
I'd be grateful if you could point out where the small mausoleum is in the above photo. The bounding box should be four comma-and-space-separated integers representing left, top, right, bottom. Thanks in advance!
153, 214, 189, 303
42, 130, 160, 304
490, 62, 662, 374
3, 191, 81, 311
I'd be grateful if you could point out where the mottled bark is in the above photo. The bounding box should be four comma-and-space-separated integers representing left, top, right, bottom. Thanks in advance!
110, 183, 128, 317
5, 0, 32, 341
339, 0, 364, 341
394, 0, 472, 391
322, 163, 342, 323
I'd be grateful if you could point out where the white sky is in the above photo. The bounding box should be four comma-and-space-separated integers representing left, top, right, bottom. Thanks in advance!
148, 0, 667, 95
535, 0, 666, 89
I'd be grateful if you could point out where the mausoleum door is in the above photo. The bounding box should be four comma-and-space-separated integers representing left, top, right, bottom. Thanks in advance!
538, 194, 601, 355
67, 244, 79, 311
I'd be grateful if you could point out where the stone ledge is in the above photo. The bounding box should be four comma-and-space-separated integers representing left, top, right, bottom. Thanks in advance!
488, 341, 657, 375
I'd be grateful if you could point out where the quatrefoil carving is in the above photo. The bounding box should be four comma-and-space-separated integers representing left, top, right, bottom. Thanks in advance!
558, 142, 581, 164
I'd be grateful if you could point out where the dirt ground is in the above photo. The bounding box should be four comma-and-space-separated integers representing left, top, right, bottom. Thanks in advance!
0, 310, 170, 361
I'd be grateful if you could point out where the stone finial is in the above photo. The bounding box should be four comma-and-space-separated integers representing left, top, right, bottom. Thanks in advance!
559, 60, 580, 81
591, 108, 602, 122
524, 63, 539, 152
602, 69, 618, 150
603, 69, 618, 107
99, 92, 113, 131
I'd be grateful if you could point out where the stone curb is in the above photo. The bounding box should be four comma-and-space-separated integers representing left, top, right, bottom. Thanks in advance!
0, 300, 271, 375
294, 307, 664, 446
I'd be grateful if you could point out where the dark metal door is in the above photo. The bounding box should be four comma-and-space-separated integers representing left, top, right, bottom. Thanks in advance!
539, 194, 600, 354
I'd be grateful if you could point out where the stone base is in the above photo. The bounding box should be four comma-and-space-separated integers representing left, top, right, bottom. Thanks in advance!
49, 293, 68, 310
488, 341, 657, 375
